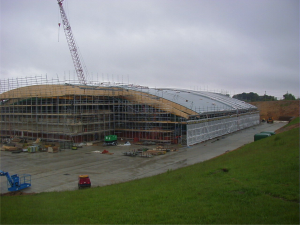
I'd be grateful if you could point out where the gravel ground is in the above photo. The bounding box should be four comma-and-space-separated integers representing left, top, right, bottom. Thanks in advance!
0, 121, 287, 194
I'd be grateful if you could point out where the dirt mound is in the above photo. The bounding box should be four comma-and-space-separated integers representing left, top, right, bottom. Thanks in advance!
250, 100, 299, 121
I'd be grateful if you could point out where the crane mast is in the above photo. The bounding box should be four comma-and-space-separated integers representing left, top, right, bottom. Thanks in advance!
57, 0, 87, 85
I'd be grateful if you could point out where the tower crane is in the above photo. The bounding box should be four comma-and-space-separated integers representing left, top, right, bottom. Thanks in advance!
57, 0, 87, 85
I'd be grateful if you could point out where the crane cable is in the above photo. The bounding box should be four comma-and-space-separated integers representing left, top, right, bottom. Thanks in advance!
58, 6, 61, 42
58, 23, 61, 42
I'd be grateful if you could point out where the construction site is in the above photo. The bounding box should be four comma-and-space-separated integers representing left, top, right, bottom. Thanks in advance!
0, 76, 259, 146
3, 0, 293, 198
0, 1, 259, 147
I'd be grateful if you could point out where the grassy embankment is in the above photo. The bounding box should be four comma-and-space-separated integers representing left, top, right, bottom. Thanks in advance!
1, 120, 299, 224
287, 116, 299, 126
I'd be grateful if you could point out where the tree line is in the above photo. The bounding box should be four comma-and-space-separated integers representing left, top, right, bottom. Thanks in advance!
232, 92, 297, 102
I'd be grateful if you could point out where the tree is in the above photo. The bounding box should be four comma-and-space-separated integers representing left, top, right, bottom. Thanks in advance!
283, 92, 296, 100
232, 92, 276, 102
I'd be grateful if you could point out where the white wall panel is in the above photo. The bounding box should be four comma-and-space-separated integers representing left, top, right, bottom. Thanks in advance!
187, 113, 260, 146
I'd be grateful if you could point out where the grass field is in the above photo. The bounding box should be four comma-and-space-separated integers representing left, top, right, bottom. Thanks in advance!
287, 117, 299, 126
1, 123, 299, 224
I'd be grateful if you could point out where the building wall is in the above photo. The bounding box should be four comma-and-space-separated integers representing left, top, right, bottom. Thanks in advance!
1, 95, 259, 145
0, 83, 259, 145
186, 112, 260, 146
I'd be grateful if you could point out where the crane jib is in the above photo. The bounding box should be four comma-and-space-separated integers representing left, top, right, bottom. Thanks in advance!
57, 0, 87, 85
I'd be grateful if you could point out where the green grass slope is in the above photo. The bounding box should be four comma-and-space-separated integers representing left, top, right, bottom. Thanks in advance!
1, 127, 299, 224
288, 117, 299, 126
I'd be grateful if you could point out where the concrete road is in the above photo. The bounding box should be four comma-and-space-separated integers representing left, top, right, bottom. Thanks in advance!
0, 121, 287, 194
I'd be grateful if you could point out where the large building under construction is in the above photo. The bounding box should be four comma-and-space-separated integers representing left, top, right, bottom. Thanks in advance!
0, 77, 259, 146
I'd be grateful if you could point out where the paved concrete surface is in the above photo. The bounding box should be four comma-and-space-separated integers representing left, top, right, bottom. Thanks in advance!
0, 121, 287, 194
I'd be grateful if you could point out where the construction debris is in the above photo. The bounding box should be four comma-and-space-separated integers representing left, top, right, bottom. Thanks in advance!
101, 150, 114, 155
152, 145, 177, 152
73, 143, 85, 148
1, 145, 18, 151
123, 141, 131, 146
28, 146, 39, 153
140, 152, 153, 158
33, 138, 41, 144
143, 141, 156, 145
146, 150, 166, 155
48, 147, 59, 153
92, 150, 113, 154
11, 138, 21, 143
122, 147, 176, 157
123, 150, 139, 156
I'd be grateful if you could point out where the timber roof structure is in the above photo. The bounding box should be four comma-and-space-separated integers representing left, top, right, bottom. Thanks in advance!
0, 84, 257, 120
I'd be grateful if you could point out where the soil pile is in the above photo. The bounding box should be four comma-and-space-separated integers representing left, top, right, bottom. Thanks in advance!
250, 100, 299, 121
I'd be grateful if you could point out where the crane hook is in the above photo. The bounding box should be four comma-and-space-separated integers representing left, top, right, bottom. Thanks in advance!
58, 23, 61, 42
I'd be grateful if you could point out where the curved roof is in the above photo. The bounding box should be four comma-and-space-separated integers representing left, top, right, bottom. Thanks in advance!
124, 86, 257, 114
0, 84, 257, 119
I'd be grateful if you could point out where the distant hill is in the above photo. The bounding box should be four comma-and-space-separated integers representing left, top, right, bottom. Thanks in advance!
250, 100, 299, 121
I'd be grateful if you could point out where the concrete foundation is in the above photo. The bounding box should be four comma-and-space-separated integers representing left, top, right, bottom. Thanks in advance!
0, 121, 287, 194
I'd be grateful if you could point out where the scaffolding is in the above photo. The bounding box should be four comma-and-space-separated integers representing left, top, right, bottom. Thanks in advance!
186, 112, 260, 146
0, 75, 259, 145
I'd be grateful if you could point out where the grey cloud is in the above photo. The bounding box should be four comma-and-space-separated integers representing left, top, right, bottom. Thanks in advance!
0, 0, 298, 99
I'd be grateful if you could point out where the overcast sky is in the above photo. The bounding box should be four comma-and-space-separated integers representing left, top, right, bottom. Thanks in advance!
0, 0, 299, 98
